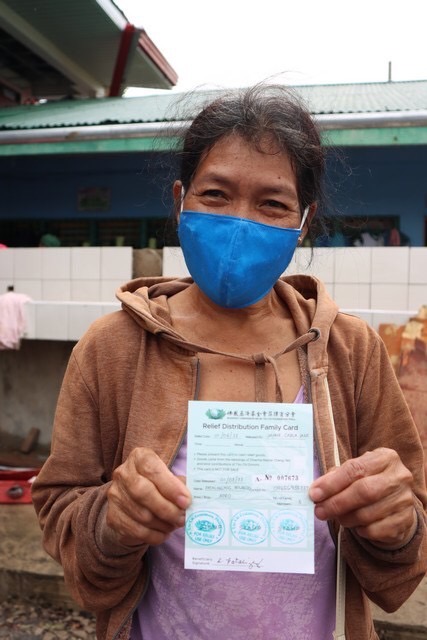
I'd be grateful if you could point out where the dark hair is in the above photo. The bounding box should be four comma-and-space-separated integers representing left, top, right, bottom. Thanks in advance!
177, 84, 326, 217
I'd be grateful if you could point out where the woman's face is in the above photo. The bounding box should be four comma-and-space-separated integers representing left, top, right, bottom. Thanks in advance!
175, 134, 302, 229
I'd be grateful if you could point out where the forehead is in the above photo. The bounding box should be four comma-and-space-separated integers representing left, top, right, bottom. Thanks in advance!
194, 133, 295, 179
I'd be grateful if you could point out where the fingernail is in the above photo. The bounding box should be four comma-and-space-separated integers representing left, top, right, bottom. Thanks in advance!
309, 487, 324, 502
176, 513, 186, 527
314, 505, 326, 520
176, 494, 191, 509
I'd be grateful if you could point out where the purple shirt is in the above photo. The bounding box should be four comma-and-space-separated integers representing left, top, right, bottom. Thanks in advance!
132, 390, 336, 640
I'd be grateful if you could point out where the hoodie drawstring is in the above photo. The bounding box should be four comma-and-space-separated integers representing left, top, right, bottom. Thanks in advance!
250, 328, 320, 402
172, 327, 321, 404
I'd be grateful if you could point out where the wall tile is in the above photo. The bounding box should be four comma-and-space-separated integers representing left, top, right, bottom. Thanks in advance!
42, 280, 71, 301
35, 303, 68, 340
14, 248, 42, 279
71, 280, 101, 301
334, 248, 372, 283
41, 247, 71, 280
334, 283, 371, 308
371, 247, 409, 284
408, 285, 427, 311
68, 304, 104, 341
102, 302, 121, 317
310, 248, 335, 282
409, 248, 427, 284
0, 248, 14, 280
285, 247, 335, 282
0, 280, 12, 294
322, 283, 334, 299
285, 247, 310, 276
162, 247, 190, 277
71, 248, 101, 280
100, 280, 122, 302
23, 302, 36, 339
371, 284, 408, 310
101, 247, 133, 280
14, 279, 42, 299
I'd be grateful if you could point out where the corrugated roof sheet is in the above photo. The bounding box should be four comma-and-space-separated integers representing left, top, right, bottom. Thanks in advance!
1, 79, 427, 131
300, 80, 427, 114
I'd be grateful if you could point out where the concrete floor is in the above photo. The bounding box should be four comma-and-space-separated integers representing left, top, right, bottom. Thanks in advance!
0, 504, 76, 609
1, 503, 426, 638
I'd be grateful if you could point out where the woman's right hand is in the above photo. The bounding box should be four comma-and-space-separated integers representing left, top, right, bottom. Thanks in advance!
105, 447, 192, 547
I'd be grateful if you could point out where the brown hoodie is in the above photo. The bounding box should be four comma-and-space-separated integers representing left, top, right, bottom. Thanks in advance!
32, 275, 427, 640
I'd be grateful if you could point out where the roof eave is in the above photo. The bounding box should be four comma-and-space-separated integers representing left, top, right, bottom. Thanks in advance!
136, 31, 178, 88
2, 110, 427, 145
315, 110, 427, 129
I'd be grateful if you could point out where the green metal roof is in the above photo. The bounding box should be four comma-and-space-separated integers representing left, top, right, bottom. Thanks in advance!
300, 80, 427, 114
0, 93, 180, 129
1, 79, 427, 130
1, 79, 427, 154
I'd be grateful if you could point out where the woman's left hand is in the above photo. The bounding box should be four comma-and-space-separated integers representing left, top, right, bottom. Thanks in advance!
309, 447, 418, 549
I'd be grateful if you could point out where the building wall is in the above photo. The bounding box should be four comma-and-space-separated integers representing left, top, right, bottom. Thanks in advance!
0, 152, 173, 222
327, 145, 427, 244
1, 145, 426, 246
0, 340, 73, 446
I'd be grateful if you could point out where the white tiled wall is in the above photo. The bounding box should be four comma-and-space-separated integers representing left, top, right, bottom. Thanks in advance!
163, 246, 427, 329
1, 247, 132, 302
2, 246, 425, 341
1, 247, 131, 341
24, 302, 120, 341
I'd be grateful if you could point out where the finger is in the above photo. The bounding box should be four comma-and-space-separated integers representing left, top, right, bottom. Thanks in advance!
352, 507, 417, 548
309, 448, 403, 503
110, 469, 186, 528
133, 449, 191, 508
108, 482, 184, 533
313, 468, 413, 521
106, 505, 174, 547
319, 490, 414, 529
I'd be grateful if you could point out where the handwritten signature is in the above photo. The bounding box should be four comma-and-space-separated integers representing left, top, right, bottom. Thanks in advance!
216, 556, 264, 570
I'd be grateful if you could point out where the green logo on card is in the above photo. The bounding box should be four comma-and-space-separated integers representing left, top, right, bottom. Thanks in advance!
205, 408, 226, 420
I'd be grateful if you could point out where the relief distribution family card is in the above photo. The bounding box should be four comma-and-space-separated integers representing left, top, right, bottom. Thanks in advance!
184, 400, 314, 574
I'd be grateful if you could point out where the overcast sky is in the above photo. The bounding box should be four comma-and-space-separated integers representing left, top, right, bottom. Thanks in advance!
117, 0, 427, 95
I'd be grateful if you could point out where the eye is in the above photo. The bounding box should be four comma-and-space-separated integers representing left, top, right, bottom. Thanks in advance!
201, 189, 226, 199
263, 199, 287, 209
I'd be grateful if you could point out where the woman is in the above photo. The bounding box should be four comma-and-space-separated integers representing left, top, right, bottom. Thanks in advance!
32, 85, 427, 640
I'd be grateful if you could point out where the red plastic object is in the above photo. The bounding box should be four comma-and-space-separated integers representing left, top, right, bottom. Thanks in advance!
0, 468, 40, 504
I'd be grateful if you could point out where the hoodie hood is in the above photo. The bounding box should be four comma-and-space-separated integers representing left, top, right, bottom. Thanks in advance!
117, 275, 339, 386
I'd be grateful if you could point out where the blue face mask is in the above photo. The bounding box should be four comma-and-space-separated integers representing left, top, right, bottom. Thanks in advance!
178, 208, 309, 309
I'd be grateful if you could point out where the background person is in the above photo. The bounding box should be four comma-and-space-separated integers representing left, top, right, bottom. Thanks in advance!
39, 233, 61, 247
32, 84, 427, 640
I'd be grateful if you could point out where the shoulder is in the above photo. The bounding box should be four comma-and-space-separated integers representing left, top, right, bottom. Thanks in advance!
81, 308, 140, 339
329, 311, 386, 369
333, 311, 380, 344
72, 309, 143, 365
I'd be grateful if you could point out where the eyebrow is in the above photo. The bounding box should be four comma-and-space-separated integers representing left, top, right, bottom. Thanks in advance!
194, 172, 298, 197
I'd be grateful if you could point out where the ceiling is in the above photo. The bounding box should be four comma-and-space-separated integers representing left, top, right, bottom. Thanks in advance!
0, 0, 177, 103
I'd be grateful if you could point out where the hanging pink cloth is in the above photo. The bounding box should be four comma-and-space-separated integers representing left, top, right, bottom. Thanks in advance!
0, 291, 32, 350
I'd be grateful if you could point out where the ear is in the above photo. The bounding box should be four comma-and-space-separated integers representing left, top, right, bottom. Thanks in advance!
173, 180, 183, 223
299, 202, 317, 243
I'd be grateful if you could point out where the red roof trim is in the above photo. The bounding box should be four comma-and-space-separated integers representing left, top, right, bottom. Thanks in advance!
138, 30, 178, 87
